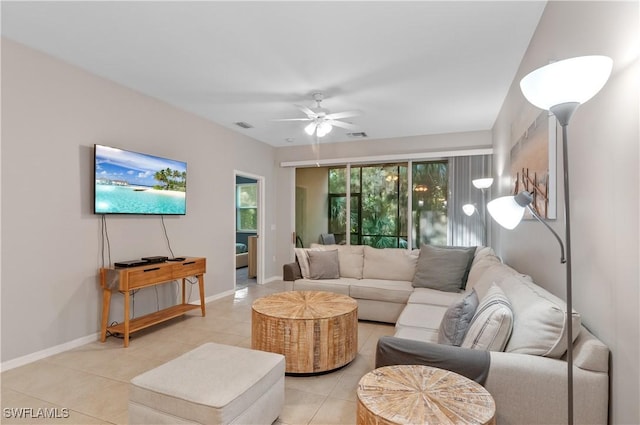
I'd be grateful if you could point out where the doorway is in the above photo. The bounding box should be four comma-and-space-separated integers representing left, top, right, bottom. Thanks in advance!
234, 171, 264, 289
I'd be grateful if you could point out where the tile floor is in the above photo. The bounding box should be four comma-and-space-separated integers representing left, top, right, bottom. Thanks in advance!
235, 266, 257, 290
1, 281, 395, 424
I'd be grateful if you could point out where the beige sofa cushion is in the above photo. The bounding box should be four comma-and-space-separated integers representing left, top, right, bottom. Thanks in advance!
310, 244, 365, 279
395, 325, 439, 343
469, 262, 528, 300
467, 247, 502, 287
362, 246, 418, 281
349, 279, 414, 304
408, 287, 465, 307
293, 278, 352, 295
499, 274, 581, 358
396, 303, 447, 332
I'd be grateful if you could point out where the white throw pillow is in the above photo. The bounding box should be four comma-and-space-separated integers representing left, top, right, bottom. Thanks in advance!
461, 283, 513, 351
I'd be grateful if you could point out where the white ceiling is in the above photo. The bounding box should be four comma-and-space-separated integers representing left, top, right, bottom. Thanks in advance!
1, 1, 546, 147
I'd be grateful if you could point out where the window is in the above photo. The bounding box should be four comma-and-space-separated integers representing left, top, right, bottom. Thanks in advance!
329, 162, 447, 248
412, 161, 448, 247
236, 183, 257, 231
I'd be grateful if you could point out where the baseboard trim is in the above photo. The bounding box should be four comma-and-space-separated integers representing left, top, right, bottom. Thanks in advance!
1, 332, 99, 372
261, 275, 282, 284
3, 289, 237, 372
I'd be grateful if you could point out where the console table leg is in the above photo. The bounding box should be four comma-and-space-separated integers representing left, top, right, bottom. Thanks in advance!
198, 275, 206, 317
100, 289, 111, 342
123, 290, 131, 347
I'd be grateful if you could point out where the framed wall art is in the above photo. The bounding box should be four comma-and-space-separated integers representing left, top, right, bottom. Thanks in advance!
510, 110, 557, 219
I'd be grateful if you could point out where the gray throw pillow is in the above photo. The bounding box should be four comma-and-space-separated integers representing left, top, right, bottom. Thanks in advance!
412, 244, 476, 292
438, 290, 479, 346
307, 249, 340, 279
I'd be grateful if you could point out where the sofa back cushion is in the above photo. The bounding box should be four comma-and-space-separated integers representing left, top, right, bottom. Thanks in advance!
468, 262, 527, 300
466, 248, 503, 289
499, 274, 581, 358
310, 244, 364, 279
362, 246, 418, 281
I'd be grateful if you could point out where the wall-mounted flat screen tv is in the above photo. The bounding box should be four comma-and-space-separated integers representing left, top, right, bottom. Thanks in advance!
94, 144, 187, 215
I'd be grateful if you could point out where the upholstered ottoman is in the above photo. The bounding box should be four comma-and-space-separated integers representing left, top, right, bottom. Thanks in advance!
129, 343, 285, 425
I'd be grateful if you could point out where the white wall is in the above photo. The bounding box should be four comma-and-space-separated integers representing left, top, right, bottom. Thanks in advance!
0, 39, 278, 364
491, 2, 639, 423
295, 167, 329, 248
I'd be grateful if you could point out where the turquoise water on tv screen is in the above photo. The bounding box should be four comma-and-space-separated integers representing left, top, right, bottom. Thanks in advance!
95, 185, 186, 214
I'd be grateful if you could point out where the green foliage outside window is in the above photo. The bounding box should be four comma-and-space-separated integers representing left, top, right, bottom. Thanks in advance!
237, 184, 257, 231
328, 161, 448, 248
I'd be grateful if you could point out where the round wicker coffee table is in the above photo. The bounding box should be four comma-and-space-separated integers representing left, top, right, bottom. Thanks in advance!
357, 365, 496, 425
251, 291, 358, 374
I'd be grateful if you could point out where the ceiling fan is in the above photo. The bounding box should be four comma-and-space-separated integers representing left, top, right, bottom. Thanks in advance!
275, 92, 360, 137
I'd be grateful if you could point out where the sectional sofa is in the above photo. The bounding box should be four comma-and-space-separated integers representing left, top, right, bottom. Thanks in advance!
283, 244, 609, 425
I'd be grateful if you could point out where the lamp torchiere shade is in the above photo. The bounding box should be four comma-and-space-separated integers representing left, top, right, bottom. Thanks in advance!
472, 178, 494, 190
519, 55, 613, 110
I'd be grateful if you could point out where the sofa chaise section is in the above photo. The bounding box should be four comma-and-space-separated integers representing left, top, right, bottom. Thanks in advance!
283, 243, 609, 425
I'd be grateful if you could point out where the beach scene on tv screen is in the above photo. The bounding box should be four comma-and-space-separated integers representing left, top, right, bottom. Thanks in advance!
95, 145, 186, 214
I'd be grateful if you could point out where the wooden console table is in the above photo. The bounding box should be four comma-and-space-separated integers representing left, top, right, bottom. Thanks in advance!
100, 257, 206, 347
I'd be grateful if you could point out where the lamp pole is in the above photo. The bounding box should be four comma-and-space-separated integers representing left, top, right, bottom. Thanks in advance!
550, 101, 580, 425
488, 55, 612, 425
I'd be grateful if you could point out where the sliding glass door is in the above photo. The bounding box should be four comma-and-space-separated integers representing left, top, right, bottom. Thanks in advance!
328, 161, 447, 249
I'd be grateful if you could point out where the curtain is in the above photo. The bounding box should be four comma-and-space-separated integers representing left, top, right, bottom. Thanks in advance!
448, 155, 492, 247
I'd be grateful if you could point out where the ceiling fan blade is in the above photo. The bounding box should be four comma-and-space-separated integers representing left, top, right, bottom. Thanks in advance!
295, 104, 317, 118
327, 120, 358, 130
272, 117, 312, 122
325, 110, 361, 120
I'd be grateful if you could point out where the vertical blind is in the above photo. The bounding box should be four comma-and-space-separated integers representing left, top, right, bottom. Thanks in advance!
448, 154, 493, 247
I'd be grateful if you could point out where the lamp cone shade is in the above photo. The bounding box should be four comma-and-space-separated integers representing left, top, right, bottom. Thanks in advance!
487, 196, 526, 230
520, 56, 613, 109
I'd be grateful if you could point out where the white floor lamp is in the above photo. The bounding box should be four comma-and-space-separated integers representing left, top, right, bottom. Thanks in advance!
487, 55, 612, 425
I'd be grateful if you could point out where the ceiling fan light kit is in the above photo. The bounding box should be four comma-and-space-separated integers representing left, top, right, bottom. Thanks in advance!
275, 92, 360, 138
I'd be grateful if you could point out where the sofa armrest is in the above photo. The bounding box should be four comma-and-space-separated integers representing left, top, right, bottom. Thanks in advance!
283, 262, 301, 281
375, 336, 490, 384
486, 351, 608, 425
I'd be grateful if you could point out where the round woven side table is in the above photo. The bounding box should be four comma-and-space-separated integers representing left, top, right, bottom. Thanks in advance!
357, 365, 496, 425
251, 291, 358, 374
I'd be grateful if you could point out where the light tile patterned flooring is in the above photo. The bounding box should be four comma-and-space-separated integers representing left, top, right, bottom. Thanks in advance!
1, 281, 395, 424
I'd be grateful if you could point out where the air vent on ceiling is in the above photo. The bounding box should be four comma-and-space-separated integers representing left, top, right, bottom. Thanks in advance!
234, 121, 254, 129
347, 132, 368, 138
